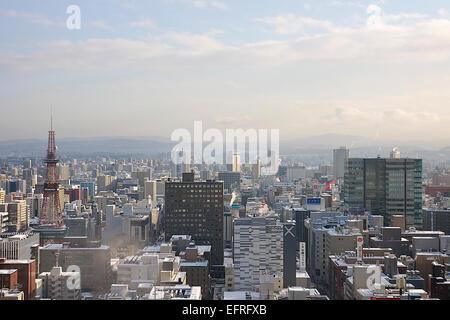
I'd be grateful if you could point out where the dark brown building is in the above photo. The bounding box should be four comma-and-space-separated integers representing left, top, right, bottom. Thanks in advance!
0, 269, 18, 290
423, 208, 450, 235
179, 243, 211, 299
180, 261, 210, 299
165, 173, 224, 265
428, 261, 450, 300
0, 258, 36, 299
425, 185, 450, 197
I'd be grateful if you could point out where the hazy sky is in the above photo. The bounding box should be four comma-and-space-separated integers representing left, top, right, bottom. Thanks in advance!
1, 0, 450, 144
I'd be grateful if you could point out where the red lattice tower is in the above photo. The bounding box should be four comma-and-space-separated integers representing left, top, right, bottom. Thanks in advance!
39, 126, 64, 228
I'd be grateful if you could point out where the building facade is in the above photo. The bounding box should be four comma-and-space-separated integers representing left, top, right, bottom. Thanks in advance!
165, 173, 224, 265
233, 216, 283, 292
345, 158, 423, 229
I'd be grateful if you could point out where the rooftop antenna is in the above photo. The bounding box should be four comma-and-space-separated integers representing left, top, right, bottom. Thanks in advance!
51, 105, 53, 131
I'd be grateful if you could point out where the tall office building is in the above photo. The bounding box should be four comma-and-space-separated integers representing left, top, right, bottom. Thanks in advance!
344, 157, 423, 229
333, 146, 349, 180
97, 175, 116, 193
283, 221, 296, 288
422, 208, 450, 235
293, 208, 310, 244
227, 152, 241, 172
132, 169, 152, 188
165, 173, 224, 265
144, 180, 157, 201
233, 216, 283, 292
251, 160, 261, 179
218, 172, 241, 192
0, 201, 28, 232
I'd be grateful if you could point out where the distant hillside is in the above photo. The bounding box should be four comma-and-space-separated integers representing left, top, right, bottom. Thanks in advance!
0, 134, 448, 161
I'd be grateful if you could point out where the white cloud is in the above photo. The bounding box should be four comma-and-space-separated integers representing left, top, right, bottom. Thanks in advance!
0, 10, 65, 27
438, 9, 448, 17
331, 1, 365, 8
255, 14, 334, 35
87, 20, 113, 31
2, 5, 450, 73
0, 10, 114, 31
2, 14, 450, 73
129, 19, 157, 29
166, 0, 228, 10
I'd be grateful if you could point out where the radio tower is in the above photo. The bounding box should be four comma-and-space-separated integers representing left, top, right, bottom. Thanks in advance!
34, 112, 66, 245
40, 113, 64, 227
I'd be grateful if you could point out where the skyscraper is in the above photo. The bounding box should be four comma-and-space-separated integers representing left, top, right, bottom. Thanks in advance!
164, 173, 224, 265
227, 151, 241, 172
333, 146, 349, 181
3, 201, 27, 232
233, 216, 283, 291
344, 157, 423, 229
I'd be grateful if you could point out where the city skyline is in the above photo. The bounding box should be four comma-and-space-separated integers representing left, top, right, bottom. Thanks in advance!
1, 0, 450, 142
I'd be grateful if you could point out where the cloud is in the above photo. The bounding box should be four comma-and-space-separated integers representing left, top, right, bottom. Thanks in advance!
366, 5, 429, 30
0, 10, 114, 31
255, 14, 334, 35
0, 9, 65, 27
2, 5, 450, 72
166, 0, 228, 10
438, 9, 449, 17
87, 20, 113, 31
331, 1, 365, 8
129, 19, 157, 29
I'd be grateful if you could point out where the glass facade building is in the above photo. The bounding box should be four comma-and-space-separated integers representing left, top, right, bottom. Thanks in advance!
344, 158, 422, 229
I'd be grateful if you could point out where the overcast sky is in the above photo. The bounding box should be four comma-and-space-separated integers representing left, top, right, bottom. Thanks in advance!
1, 0, 450, 145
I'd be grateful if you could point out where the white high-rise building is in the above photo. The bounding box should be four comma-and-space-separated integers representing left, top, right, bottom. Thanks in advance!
233, 216, 283, 292
333, 146, 349, 180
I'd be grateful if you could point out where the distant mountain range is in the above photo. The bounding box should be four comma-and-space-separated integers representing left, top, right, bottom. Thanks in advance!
0, 136, 174, 158
0, 134, 449, 162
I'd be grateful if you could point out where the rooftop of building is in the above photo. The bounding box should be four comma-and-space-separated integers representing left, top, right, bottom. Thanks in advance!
170, 235, 192, 241
0, 259, 34, 264
423, 207, 450, 212
41, 244, 110, 250
148, 285, 201, 300
180, 261, 208, 268
403, 230, 445, 235
0, 269, 17, 275
0, 289, 23, 298
223, 291, 260, 300
296, 271, 310, 278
